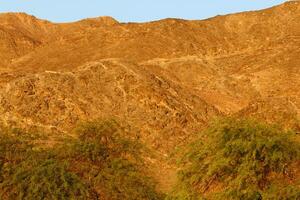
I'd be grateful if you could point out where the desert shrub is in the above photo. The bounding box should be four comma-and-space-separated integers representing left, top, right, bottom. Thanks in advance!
262, 184, 300, 200
66, 119, 163, 200
0, 120, 163, 200
70, 119, 142, 163
169, 118, 300, 200
0, 128, 33, 163
0, 128, 92, 200
1, 159, 90, 200
95, 158, 162, 200
0, 128, 34, 187
0, 120, 164, 200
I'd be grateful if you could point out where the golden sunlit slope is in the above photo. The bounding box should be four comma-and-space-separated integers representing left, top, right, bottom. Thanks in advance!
0, 1, 299, 157
0, 1, 297, 71
0, 1, 299, 193
0, 13, 57, 68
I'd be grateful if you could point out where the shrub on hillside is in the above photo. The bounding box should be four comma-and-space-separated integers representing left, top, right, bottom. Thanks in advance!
168, 118, 300, 200
0, 120, 163, 200
66, 119, 163, 200
0, 128, 92, 200
0, 128, 33, 163
1, 159, 91, 200
70, 119, 142, 163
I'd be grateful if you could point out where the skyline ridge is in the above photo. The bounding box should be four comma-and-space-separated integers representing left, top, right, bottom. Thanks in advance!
0, 0, 287, 23
0, 1, 292, 25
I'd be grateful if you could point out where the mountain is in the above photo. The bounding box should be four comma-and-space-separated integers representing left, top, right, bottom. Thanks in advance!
0, 1, 299, 191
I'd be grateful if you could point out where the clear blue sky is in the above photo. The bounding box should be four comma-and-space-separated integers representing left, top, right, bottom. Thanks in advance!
0, 0, 287, 23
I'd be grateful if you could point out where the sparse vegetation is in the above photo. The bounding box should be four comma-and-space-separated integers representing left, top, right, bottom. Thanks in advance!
64, 119, 163, 200
168, 118, 300, 200
1, 118, 299, 199
0, 120, 163, 200
0, 3, 300, 199
1, 159, 90, 200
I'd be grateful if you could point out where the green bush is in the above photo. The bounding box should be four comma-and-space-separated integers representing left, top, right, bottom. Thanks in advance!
1, 159, 90, 200
70, 119, 142, 163
169, 118, 300, 200
0, 128, 33, 163
0, 120, 163, 200
95, 158, 162, 200
263, 184, 300, 200
0, 128, 92, 200
67, 119, 163, 200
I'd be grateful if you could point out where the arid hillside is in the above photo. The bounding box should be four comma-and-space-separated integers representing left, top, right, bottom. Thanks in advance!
0, 1, 299, 192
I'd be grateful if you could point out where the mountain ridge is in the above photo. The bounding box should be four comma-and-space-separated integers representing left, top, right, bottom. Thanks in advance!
1, 1, 298, 24
0, 0, 299, 134
0, 2, 299, 191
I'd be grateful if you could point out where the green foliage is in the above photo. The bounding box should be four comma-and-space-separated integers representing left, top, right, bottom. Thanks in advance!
169, 118, 300, 200
67, 119, 163, 200
0, 120, 163, 200
1, 159, 90, 200
95, 158, 162, 200
263, 184, 300, 200
0, 128, 91, 200
0, 128, 33, 164
0, 128, 34, 187
71, 119, 142, 163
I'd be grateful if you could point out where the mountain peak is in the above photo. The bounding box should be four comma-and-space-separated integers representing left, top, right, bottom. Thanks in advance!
0, 12, 36, 21
0, 12, 51, 26
78, 16, 119, 26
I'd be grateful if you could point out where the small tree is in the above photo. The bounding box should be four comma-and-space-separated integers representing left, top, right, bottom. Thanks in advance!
0, 120, 164, 200
169, 118, 300, 200
66, 119, 164, 200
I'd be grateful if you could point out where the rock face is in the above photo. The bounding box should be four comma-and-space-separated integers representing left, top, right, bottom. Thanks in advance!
0, 60, 218, 151
0, 1, 299, 151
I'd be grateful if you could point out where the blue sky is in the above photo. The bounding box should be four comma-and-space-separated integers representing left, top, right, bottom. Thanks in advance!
0, 0, 287, 23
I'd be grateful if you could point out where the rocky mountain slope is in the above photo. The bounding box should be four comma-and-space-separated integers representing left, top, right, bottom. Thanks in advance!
0, 1, 299, 191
